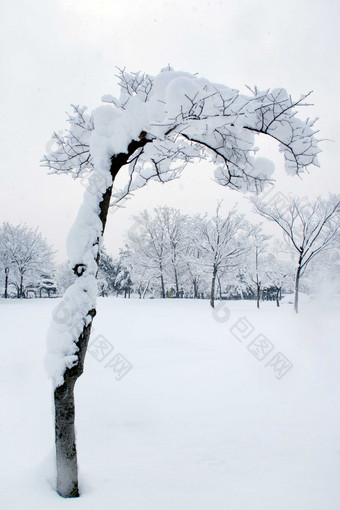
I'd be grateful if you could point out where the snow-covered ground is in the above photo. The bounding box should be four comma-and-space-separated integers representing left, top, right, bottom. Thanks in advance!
0, 296, 339, 510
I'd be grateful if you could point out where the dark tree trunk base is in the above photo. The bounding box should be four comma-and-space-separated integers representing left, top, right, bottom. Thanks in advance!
55, 378, 79, 498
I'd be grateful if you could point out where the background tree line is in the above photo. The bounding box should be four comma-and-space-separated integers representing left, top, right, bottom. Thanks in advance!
1, 194, 339, 311
0, 223, 55, 298
118, 197, 340, 310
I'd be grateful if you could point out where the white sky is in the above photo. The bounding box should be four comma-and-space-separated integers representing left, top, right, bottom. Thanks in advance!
1, 0, 340, 262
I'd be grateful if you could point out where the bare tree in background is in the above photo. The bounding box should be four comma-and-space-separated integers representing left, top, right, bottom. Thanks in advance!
191, 204, 249, 308
154, 206, 188, 297
264, 254, 295, 307
252, 194, 340, 313
42, 66, 320, 497
0, 222, 54, 298
244, 224, 271, 309
128, 210, 168, 297
0, 223, 14, 298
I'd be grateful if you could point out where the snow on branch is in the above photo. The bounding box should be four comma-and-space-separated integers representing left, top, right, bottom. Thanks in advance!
42, 105, 94, 178
42, 66, 321, 197
251, 194, 340, 273
244, 88, 320, 175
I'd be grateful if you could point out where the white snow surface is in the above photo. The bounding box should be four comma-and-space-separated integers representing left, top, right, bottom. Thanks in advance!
1, 297, 340, 509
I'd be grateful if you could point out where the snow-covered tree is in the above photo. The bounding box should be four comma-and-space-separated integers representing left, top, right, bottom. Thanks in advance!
301, 246, 340, 296
191, 204, 249, 308
125, 206, 189, 298
122, 246, 153, 298
264, 253, 295, 306
154, 206, 188, 297
252, 194, 340, 313
42, 66, 320, 498
0, 222, 54, 298
243, 224, 271, 308
0, 223, 15, 298
127, 210, 169, 297
114, 251, 133, 298
183, 241, 207, 299
96, 249, 115, 295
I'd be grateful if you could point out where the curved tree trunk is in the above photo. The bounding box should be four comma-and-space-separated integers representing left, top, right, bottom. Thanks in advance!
54, 137, 149, 498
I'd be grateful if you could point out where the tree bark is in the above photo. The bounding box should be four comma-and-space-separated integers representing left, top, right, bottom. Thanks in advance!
294, 265, 301, 314
174, 267, 179, 297
142, 281, 149, 299
210, 265, 217, 308
55, 309, 95, 497
193, 279, 198, 299
19, 273, 24, 299
217, 276, 222, 300
4, 269, 9, 299
256, 281, 260, 309
55, 376, 78, 497
276, 287, 280, 307
160, 273, 165, 298
54, 137, 149, 498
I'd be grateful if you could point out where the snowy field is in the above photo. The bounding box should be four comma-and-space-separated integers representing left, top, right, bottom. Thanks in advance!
0, 296, 339, 510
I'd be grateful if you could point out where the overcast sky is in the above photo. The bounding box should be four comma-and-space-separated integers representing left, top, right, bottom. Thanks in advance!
1, 0, 339, 262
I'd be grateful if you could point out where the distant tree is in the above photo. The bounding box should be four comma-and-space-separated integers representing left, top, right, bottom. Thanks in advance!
42, 66, 320, 497
97, 249, 117, 296
252, 194, 340, 313
117, 265, 133, 298
192, 204, 249, 308
127, 210, 169, 298
96, 248, 133, 297
183, 242, 206, 299
302, 246, 340, 296
37, 274, 58, 298
232, 271, 255, 300
264, 254, 295, 306
0, 223, 14, 298
154, 206, 188, 297
121, 246, 153, 298
0, 222, 54, 298
243, 224, 271, 308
